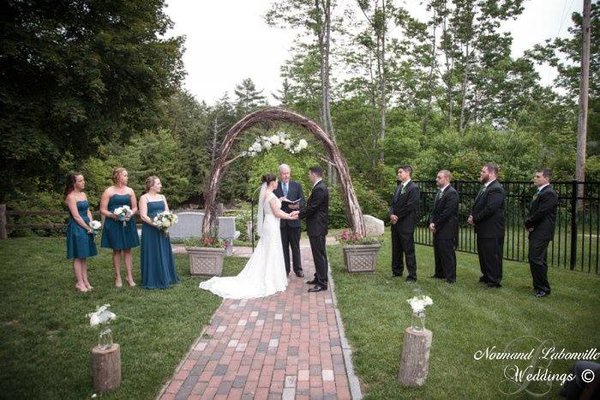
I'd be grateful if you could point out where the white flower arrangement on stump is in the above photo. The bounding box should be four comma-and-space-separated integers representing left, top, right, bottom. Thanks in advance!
407, 295, 433, 331
87, 304, 117, 349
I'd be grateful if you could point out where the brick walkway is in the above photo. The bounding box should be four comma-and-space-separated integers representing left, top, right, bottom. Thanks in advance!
159, 243, 362, 400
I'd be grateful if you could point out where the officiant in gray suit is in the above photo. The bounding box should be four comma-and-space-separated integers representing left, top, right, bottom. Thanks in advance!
274, 164, 306, 277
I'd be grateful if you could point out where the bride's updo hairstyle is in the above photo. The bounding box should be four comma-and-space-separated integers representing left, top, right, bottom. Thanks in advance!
261, 173, 277, 185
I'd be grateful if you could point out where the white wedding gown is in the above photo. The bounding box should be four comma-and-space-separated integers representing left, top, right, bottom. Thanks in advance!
199, 192, 288, 299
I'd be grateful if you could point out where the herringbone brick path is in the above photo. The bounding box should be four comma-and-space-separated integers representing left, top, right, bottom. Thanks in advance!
158, 245, 360, 400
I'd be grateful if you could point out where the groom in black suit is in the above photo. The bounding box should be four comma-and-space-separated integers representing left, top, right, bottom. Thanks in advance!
429, 170, 459, 283
298, 166, 329, 292
525, 168, 558, 298
389, 165, 420, 282
274, 164, 305, 277
468, 163, 505, 288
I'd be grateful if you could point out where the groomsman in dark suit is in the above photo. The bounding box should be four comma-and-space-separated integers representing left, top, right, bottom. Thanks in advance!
274, 164, 306, 277
298, 166, 329, 292
389, 165, 420, 282
524, 168, 558, 298
429, 170, 459, 283
468, 163, 505, 288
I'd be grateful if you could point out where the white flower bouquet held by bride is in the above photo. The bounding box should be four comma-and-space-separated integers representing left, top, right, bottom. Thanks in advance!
153, 211, 178, 234
113, 205, 132, 226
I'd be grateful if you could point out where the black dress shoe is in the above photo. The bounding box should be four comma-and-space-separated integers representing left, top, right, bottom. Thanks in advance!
391, 274, 402, 278
308, 285, 327, 292
486, 282, 502, 288
534, 290, 548, 298
295, 271, 304, 278
306, 278, 317, 285
479, 276, 488, 283
405, 277, 417, 283
446, 279, 456, 284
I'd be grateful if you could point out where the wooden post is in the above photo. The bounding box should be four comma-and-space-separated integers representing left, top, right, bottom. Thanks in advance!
0, 204, 6, 239
397, 327, 432, 387
91, 344, 121, 393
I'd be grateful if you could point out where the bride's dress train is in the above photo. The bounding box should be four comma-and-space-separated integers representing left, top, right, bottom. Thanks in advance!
199, 192, 288, 299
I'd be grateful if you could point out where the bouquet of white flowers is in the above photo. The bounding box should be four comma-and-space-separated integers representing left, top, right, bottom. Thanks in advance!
87, 304, 117, 349
113, 205, 132, 226
89, 220, 102, 235
407, 295, 433, 332
407, 295, 433, 315
153, 211, 178, 234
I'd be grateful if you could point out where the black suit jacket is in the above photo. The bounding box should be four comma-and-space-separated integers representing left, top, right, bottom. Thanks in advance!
390, 180, 420, 234
471, 180, 505, 238
525, 185, 558, 241
429, 185, 459, 240
299, 180, 329, 237
274, 180, 305, 228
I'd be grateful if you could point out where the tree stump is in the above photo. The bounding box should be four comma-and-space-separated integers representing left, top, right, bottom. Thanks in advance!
91, 344, 121, 393
397, 327, 433, 387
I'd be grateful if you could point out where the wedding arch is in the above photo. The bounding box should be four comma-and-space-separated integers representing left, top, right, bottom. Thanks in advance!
202, 107, 366, 237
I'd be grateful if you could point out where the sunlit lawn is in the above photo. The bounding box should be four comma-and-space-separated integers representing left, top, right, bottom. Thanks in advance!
329, 230, 600, 399
1, 235, 599, 399
0, 237, 245, 399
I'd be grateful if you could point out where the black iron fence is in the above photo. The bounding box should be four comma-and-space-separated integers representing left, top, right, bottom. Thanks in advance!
413, 180, 600, 274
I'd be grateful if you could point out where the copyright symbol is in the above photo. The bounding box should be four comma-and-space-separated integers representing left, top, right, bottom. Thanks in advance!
581, 369, 595, 384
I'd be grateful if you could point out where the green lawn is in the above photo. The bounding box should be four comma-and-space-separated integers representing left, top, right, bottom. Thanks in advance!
329, 233, 600, 399
0, 237, 245, 399
1, 236, 599, 399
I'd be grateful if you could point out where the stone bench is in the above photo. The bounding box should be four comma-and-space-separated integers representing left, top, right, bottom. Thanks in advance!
169, 211, 240, 241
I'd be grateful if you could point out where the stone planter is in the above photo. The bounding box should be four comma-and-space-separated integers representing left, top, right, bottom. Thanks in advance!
343, 243, 381, 272
187, 247, 225, 276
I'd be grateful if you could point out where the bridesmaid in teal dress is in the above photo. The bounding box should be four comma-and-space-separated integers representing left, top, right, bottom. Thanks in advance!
139, 176, 179, 289
65, 172, 97, 292
100, 167, 139, 287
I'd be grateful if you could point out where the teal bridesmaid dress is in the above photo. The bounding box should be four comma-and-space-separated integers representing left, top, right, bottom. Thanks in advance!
141, 200, 179, 289
101, 194, 140, 250
66, 200, 98, 259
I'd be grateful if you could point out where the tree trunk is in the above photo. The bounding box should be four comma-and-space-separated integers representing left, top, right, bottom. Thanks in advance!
378, 0, 386, 163
576, 0, 591, 202
459, 42, 470, 133
0, 204, 6, 239
422, 8, 437, 135
397, 327, 432, 387
318, 0, 337, 186
91, 344, 121, 393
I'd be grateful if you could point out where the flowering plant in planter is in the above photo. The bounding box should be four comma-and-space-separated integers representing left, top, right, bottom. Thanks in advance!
337, 229, 382, 245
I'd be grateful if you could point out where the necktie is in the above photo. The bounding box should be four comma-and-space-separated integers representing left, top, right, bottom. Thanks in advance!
435, 189, 443, 201
283, 182, 288, 197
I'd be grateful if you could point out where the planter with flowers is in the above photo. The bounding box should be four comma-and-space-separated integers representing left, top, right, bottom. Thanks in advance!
338, 229, 382, 273
185, 230, 225, 276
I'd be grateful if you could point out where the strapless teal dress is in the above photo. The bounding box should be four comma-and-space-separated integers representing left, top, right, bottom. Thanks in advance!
101, 194, 140, 250
141, 200, 179, 289
66, 200, 98, 259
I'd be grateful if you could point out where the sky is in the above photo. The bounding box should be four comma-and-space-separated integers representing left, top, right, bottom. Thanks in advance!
165, 0, 582, 105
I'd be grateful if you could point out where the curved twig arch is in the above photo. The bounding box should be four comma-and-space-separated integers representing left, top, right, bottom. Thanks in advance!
202, 107, 366, 237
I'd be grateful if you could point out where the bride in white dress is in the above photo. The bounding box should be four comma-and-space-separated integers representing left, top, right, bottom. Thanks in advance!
199, 173, 298, 299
